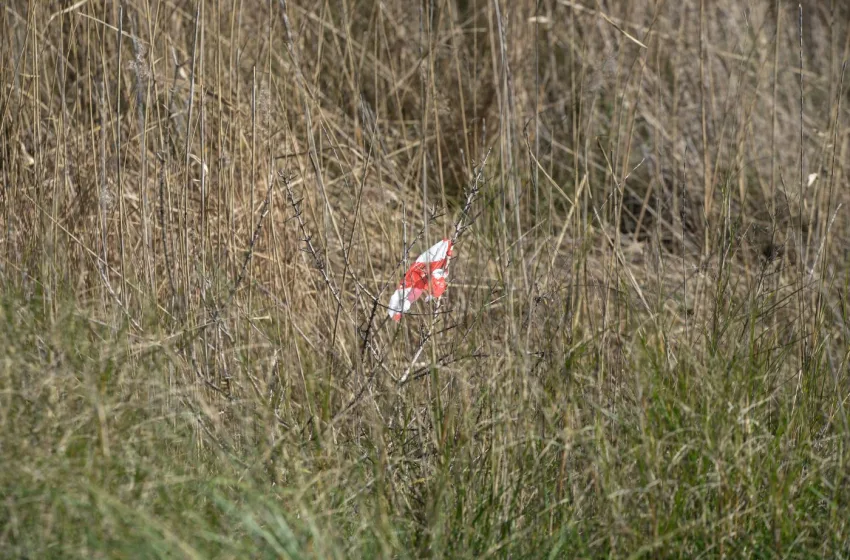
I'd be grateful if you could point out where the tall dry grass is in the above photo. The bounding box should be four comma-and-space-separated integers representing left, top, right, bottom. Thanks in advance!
1, 0, 850, 556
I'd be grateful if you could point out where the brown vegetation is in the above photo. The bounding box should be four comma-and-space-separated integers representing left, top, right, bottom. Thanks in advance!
2, 0, 849, 556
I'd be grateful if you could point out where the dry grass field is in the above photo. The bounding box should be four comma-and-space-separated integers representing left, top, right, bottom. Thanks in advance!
2, 0, 850, 557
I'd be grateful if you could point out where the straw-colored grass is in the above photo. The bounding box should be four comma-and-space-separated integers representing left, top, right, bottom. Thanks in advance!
1, 0, 849, 557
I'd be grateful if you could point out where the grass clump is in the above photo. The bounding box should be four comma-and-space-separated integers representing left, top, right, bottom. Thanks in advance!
2, 0, 850, 557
